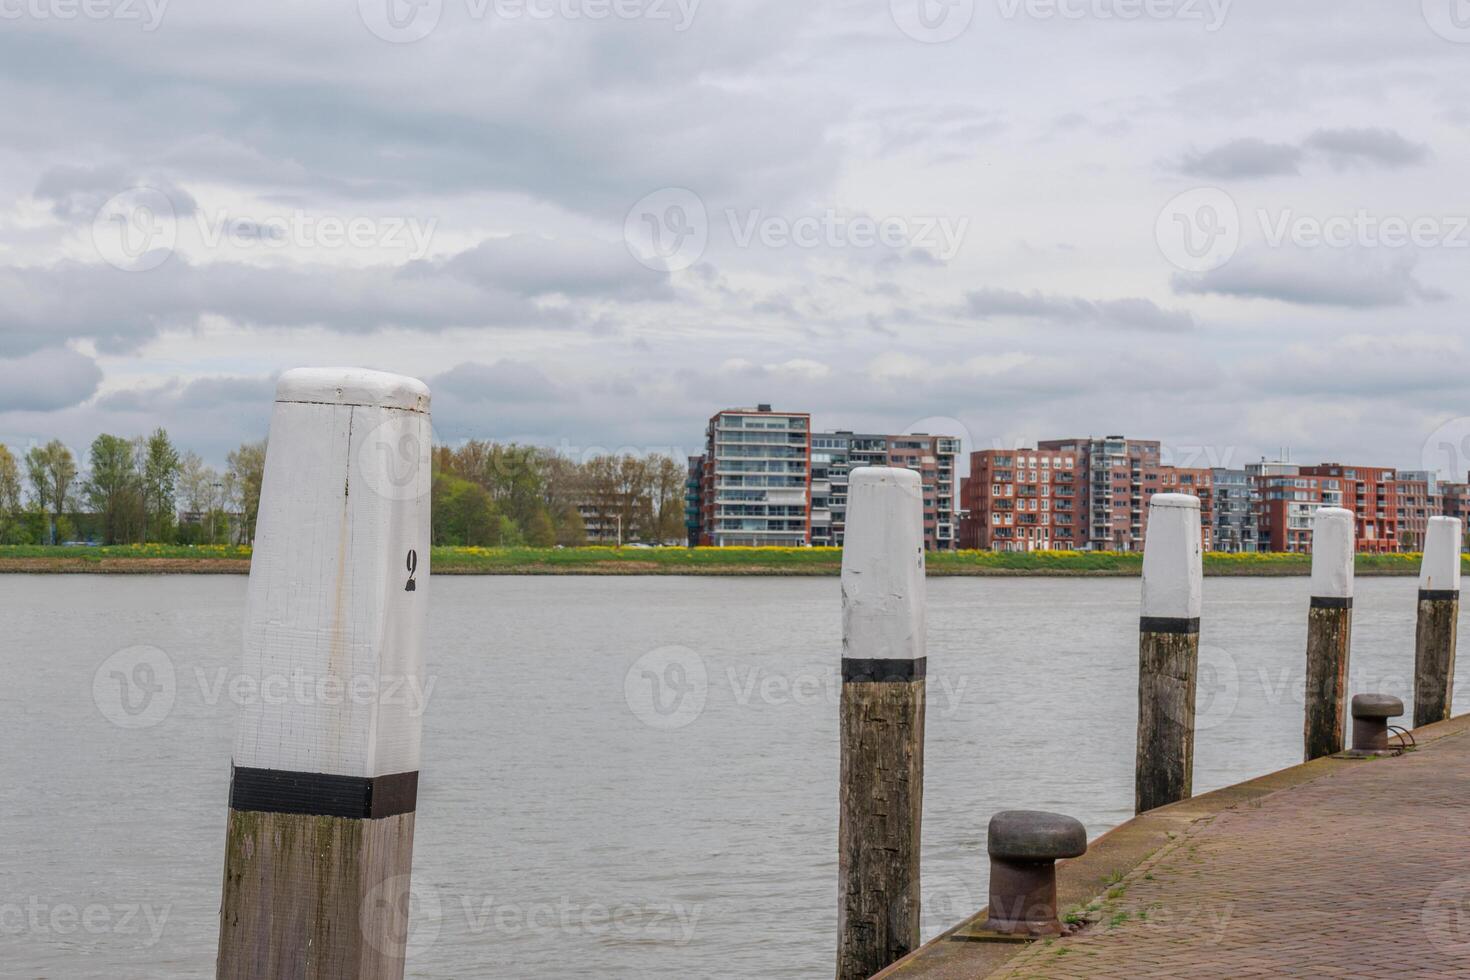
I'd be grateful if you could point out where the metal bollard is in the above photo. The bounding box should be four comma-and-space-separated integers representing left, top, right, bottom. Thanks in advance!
984, 810, 1088, 937
1350, 694, 1404, 755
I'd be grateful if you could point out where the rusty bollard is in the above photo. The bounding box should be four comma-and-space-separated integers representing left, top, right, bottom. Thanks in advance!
985, 810, 1088, 936
1350, 694, 1404, 755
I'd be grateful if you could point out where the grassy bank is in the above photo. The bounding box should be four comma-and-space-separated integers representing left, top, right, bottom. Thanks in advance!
0, 544, 1444, 576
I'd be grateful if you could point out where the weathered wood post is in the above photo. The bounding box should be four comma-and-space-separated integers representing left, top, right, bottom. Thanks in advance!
1135, 492, 1203, 815
216, 368, 432, 980
836, 466, 926, 980
1304, 506, 1354, 761
1413, 515, 1462, 728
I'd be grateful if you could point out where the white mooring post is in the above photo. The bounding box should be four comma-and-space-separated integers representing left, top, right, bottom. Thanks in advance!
216, 368, 432, 980
1413, 516, 1462, 729
836, 466, 926, 980
1135, 492, 1203, 815
1304, 507, 1355, 761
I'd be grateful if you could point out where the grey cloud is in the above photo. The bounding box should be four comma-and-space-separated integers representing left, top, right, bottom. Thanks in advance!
1171, 250, 1444, 308
0, 230, 671, 356
1178, 138, 1302, 178
964, 289, 1195, 332
0, 347, 102, 412
33, 165, 198, 223
1304, 127, 1429, 170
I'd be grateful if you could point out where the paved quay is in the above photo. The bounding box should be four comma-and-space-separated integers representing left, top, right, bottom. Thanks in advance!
879, 713, 1470, 979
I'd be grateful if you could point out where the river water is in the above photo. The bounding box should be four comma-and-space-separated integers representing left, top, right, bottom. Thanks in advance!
1, 574, 1462, 978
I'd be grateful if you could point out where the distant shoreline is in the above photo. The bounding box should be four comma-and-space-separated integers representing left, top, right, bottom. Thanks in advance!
0, 545, 1442, 576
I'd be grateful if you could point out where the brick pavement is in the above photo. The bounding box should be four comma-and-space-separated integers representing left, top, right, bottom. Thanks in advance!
987, 727, 1470, 979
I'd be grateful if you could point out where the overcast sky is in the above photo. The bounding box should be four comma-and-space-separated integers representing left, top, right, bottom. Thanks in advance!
2, 0, 1469, 478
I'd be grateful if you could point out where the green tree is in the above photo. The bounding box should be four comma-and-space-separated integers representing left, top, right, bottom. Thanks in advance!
432, 472, 502, 546
25, 440, 78, 545
524, 507, 556, 547
226, 440, 267, 544
87, 434, 144, 545
0, 444, 21, 543
140, 428, 181, 543
177, 451, 224, 544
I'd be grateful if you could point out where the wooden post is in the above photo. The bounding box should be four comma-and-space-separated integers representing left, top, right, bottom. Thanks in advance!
1303, 506, 1354, 761
1413, 516, 1462, 728
836, 466, 926, 980
216, 368, 433, 980
1135, 492, 1203, 815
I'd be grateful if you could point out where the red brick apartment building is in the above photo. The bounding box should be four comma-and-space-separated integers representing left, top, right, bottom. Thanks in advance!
1297, 464, 1404, 553
961, 441, 1214, 552
959, 448, 1083, 550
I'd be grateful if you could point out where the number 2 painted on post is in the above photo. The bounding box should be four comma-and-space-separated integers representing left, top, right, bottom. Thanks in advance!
405, 549, 418, 592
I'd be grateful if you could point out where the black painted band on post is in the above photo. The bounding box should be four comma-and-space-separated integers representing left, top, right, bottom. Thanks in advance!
841, 657, 927, 683
1138, 616, 1200, 635
1309, 596, 1353, 610
1420, 589, 1461, 602
229, 765, 419, 819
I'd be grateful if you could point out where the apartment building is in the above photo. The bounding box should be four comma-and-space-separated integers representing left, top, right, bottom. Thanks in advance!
1037, 436, 1162, 551
811, 431, 960, 550
693, 406, 812, 547
1211, 468, 1259, 552
1249, 462, 1340, 552
1297, 464, 1402, 553
1395, 470, 1437, 552
958, 448, 1083, 551
684, 454, 704, 547
1142, 465, 1214, 550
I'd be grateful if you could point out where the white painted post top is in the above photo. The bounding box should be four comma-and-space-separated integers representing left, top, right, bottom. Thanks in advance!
841, 466, 925, 661
235, 367, 432, 779
1309, 507, 1355, 599
1420, 516, 1463, 592
1141, 493, 1203, 620
276, 367, 431, 413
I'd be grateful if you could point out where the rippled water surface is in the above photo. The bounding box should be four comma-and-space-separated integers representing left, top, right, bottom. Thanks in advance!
2, 574, 1462, 978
